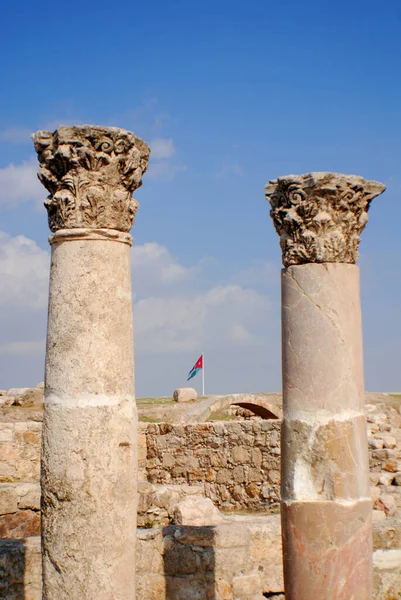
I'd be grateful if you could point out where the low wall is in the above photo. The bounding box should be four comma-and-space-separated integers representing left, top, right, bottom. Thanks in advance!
0, 419, 41, 483
2, 400, 401, 530
1, 524, 400, 600
0, 516, 284, 600
144, 421, 281, 512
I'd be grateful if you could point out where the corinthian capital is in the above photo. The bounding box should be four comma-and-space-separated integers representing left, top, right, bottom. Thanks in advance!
33, 125, 150, 233
265, 172, 385, 267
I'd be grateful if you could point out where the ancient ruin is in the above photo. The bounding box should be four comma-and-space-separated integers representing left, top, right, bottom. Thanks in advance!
32, 125, 150, 598
266, 172, 386, 599
1, 159, 400, 600
1, 389, 401, 598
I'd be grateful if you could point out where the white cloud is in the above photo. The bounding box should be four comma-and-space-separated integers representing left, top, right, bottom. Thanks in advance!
216, 159, 243, 179
150, 138, 175, 159
0, 339, 45, 356
132, 243, 195, 295
145, 137, 185, 182
0, 231, 276, 394
0, 232, 49, 309
146, 160, 187, 181
0, 158, 43, 208
233, 260, 279, 288
134, 284, 270, 355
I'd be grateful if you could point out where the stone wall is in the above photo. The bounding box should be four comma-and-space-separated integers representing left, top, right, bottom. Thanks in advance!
0, 419, 41, 483
2, 400, 401, 528
144, 421, 281, 512
366, 402, 401, 522
1, 525, 400, 600
0, 482, 40, 538
0, 415, 42, 538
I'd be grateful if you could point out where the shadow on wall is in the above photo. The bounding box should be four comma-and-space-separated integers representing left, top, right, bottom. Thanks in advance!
163, 525, 216, 600
0, 537, 41, 599
232, 402, 280, 420
0, 538, 25, 599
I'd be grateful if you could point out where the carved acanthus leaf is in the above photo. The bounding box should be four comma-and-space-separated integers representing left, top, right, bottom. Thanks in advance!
32, 125, 150, 232
265, 172, 386, 267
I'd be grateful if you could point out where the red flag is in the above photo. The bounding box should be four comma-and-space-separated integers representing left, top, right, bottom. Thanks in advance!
187, 355, 203, 380
194, 355, 203, 370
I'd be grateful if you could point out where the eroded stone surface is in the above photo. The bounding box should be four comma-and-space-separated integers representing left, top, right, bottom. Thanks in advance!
281, 263, 365, 415
33, 125, 147, 599
265, 172, 385, 267
173, 388, 198, 403
33, 125, 150, 232
40, 236, 138, 599
174, 496, 223, 526
281, 415, 370, 501
277, 253, 374, 595
281, 499, 373, 599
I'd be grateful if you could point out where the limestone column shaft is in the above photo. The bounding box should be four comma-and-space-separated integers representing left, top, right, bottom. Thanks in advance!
33, 126, 150, 600
265, 172, 386, 600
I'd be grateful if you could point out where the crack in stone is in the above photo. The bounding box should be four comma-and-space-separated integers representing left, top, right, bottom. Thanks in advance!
288, 268, 346, 348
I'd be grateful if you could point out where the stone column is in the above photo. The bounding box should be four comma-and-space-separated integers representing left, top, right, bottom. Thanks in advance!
265, 173, 385, 600
33, 126, 150, 599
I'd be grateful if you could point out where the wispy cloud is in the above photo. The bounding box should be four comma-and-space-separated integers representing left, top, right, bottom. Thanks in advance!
147, 160, 187, 181
0, 231, 49, 309
0, 158, 43, 208
216, 159, 243, 179
0, 230, 276, 393
150, 138, 175, 159
0, 339, 45, 356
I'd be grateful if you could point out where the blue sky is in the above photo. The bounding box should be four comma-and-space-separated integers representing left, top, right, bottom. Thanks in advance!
0, 0, 400, 395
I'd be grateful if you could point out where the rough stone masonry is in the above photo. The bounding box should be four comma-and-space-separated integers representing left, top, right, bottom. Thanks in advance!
266, 172, 386, 600
33, 125, 150, 599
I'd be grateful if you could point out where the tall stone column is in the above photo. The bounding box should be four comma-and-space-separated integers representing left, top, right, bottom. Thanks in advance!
33, 126, 150, 599
265, 173, 385, 600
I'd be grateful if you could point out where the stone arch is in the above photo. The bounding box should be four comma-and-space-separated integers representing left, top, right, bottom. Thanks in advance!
231, 400, 280, 419
181, 393, 282, 423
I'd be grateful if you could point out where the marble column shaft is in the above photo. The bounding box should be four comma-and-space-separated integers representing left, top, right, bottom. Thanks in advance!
266, 172, 386, 600
33, 126, 150, 599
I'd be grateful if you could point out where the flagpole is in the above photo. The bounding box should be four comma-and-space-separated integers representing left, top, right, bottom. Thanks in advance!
202, 352, 205, 397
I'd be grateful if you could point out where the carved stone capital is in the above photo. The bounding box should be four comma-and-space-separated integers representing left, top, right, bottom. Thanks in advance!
33, 125, 150, 233
265, 172, 385, 267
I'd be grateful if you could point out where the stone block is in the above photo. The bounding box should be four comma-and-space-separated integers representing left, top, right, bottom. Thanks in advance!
372, 509, 386, 522
369, 438, 384, 449
382, 434, 397, 449
173, 388, 198, 403
0, 484, 18, 515
232, 572, 261, 597
231, 446, 249, 464
379, 472, 395, 485
12, 384, 44, 409
0, 511, 40, 538
373, 516, 401, 550
163, 544, 200, 576
0, 537, 41, 599
137, 433, 147, 462
394, 472, 401, 486
6, 388, 30, 400
214, 523, 250, 549
17, 483, 40, 511
174, 496, 223, 526
373, 549, 401, 600
375, 494, 397, 517
0, 426, 14, 443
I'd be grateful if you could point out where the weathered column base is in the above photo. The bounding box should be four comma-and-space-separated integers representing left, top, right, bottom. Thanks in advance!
41, 400, 138, 600
281, 499, 372, 600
